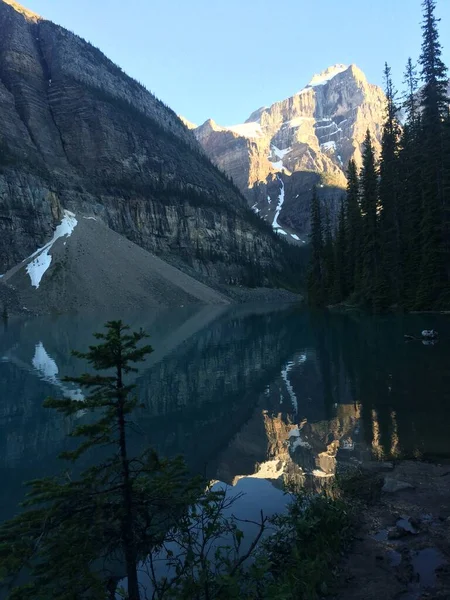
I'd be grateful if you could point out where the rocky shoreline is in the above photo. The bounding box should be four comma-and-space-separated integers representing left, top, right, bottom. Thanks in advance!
334, 460, 450, 599
0, 278, 302, 317
0, 281, 29, 317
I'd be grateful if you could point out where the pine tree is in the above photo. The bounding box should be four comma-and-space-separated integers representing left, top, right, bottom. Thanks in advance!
323, 203, 335, 300
307, 186, 324, 305
403, 58, 420, 127
444, 107, 450, 280
333, 197, 348, 303
360, 130, 382, 311
344, 159, 362, 296
0, 322, 200, 600
379, 63, 402, 307
360, 130, 386, 312
398, 127, 423, 308
57, 321, 152, 599
416, 0, 449, 307
399, 59, 424, 308
420, 0, 449, 143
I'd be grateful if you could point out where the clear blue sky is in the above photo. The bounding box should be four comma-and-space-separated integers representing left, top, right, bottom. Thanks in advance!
24, 0, 450, 126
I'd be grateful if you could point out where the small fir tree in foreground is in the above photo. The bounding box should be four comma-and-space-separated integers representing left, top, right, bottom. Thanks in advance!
0, 321, 200, 600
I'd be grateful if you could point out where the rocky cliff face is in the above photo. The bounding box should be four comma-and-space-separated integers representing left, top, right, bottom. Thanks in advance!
0, 0, 295, 296
192, 64, 386, 239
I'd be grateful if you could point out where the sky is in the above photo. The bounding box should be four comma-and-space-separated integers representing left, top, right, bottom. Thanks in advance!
23, 0, 450, 126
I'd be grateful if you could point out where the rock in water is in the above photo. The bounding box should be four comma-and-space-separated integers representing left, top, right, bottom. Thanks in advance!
382, 478, 415, 493
422, 330, 438, 339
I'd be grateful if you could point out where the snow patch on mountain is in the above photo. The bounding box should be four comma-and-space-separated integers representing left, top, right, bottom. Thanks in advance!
321, 141, 337, 151
25, 210, 78, 289
273, 145, 292, 159
272, 177, 285, 230
286, 116, 314, 128
307, 64, 348, 87
268, 146, 291, 174
226, 122, 263, 138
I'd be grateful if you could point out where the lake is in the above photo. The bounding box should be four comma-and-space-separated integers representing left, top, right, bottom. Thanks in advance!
1, 304, 450, 529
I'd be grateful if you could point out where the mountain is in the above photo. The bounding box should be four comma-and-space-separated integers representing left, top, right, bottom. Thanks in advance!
2, 213, 232, 314
0, 0, 300, 314
191, 64, 387, 240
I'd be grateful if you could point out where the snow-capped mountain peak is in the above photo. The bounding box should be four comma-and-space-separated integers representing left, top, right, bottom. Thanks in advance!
307, 64, 349, 88
190, 64, 387, 242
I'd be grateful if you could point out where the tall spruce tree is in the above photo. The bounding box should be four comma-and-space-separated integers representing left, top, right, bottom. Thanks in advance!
416, 0, 449, 307
404, 58, 420, 127
306, 1, 450, 312
307, 186, 325, 305
344, 159, 362, 296
333, 197, 348, 303
0, 322, 199, 600
55, 321, 152, 600
323, 203, 336, 300
444, 107, 450, 276
400, 59, 424, 308
379, 63, 402, 306
360, 130, 382, 311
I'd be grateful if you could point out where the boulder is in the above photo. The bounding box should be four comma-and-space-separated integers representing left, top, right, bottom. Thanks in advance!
422, 330, 438, 339
382, 478, 415, 494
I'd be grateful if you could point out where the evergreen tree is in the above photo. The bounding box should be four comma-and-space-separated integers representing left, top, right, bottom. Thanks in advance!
323, 203, 335, 300
420, 0, 449, 144
344, 159, 362, 296
360, 130, 382, 311
444, 107, 450, 274
399, 59, 424, 308
379, 63, 402, 306
403, 58, 420, 126
307, 186, 324, 305
0, 322, 199, 600
398, 125, 424, 308
56, 321, 152, 599
416, 0, 449, 307
306, 1, 450, 312
333, 197, 348, 303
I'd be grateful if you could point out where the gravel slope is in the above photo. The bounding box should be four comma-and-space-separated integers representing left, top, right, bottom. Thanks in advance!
3, 217, 230, 314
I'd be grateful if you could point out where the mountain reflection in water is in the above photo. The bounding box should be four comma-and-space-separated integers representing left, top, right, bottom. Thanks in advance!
1, 306, 450, 523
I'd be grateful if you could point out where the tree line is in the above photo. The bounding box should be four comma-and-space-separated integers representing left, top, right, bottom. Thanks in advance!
308, 0, 450, 312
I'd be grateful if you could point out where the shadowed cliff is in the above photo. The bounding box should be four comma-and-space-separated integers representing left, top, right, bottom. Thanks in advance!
0, 0, 301, 299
